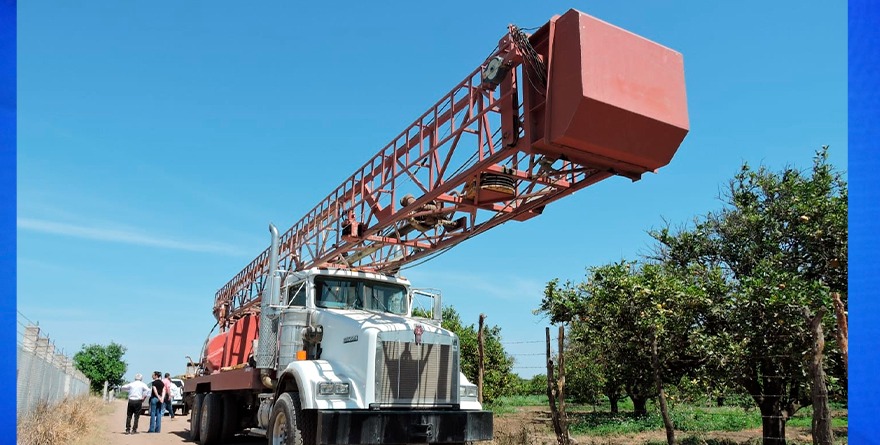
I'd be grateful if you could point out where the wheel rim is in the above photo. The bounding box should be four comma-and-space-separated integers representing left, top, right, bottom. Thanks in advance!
271, 411, 288, 445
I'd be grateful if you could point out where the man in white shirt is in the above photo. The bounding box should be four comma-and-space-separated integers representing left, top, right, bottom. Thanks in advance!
120, 373, 150, 434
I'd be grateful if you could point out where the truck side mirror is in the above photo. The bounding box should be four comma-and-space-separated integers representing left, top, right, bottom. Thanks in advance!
412, 289, 443, 325
433, 293, 442, 323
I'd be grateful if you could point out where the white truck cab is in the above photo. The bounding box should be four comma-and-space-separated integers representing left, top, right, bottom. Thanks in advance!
256, 268, 490, 443
185, 251, 491, 445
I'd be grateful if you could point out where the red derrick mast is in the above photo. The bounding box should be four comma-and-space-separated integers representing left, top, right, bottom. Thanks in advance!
212, 9, 689, 332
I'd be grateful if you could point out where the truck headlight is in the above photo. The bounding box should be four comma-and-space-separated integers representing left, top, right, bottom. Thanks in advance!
334, 383, 350, 396
459, 385, 478, 400
317, 381, 350, 397
318, 382, 335, 395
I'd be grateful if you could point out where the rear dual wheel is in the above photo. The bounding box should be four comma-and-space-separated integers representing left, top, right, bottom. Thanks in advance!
189, 393, 204, 441
199, 392, 223, 445
220, 394, 239, 442
189, 392, 240, 444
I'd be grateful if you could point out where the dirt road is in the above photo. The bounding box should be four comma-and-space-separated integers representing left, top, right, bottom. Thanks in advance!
97, 399, 262, 445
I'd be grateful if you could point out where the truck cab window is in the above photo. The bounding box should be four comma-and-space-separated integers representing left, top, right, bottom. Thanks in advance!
315, 279, 359, 309
314, 277, 407, 315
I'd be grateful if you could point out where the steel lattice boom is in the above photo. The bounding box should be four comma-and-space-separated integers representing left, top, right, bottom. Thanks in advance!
213, 10, 690, 327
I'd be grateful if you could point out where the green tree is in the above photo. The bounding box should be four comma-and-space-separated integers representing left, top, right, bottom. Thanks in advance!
440, 306, 516, 403
539, 262, 716, 417
73, 342, 128, 394
651, 147, 847, 445
561, 330, 604, 405
520, 374, 548, 396
538, 282, 622, 410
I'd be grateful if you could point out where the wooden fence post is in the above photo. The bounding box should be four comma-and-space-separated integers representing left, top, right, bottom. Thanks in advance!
546, 327, 569, 445
478, 314, 486, 404
557, 326, 570, 442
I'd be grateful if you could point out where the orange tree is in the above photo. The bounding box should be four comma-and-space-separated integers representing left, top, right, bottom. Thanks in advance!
650, 147, 847, 445
539, 261, 718, 417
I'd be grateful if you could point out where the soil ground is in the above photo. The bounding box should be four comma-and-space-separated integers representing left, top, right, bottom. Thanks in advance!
92, 399, 846, 445
93, 399, 261, 445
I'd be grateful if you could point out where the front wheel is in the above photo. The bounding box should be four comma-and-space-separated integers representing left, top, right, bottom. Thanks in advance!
267, 393, 304, 445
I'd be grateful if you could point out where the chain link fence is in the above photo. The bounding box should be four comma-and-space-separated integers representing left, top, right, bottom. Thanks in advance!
16, 321, 90, 417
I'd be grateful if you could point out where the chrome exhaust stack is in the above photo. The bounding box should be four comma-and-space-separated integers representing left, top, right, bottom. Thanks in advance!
256, 224, 280, 384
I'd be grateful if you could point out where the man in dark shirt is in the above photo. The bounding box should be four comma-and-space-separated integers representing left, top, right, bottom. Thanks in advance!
147, 371, 166, 433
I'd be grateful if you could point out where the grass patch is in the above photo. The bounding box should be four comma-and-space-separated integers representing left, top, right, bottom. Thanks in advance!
565, 403, 852, 436
487, 395, 549, 414
568, 411, 661, 436
787, 405, 849, 429
567, 405, 762, 436
565, 398, 849, 436
493, 394, 848, 443
17, 396, 107, 445
670, 405, 761, 432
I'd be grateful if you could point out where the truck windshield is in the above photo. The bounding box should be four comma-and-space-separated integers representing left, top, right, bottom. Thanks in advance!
314, 277, 408, 315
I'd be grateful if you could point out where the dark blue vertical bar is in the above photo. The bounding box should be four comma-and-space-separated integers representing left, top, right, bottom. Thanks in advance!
0, 0, 16, 438
848, 0, 880, 442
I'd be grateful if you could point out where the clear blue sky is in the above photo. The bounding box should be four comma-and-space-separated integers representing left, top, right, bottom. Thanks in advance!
17, 1, 846, 381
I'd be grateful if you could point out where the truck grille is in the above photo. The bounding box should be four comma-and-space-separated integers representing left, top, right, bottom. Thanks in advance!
375, 340, 457, 406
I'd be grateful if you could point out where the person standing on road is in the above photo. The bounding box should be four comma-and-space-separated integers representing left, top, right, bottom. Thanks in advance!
120, 373, 150, 434
162, 372, 177, 419
147, 371, 166, 433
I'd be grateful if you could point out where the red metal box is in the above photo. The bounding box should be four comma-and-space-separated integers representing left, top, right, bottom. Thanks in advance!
542, 9, 689, 175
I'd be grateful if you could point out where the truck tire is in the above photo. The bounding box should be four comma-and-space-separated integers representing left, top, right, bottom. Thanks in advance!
219, 393, 239, 442
189, 393, 204, 442
267, 392, 307, 445
199, 392, 224, 445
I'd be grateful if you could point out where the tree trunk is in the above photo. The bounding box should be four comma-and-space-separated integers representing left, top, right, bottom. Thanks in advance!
831, 292, 847, 372
759, 400, 788, 445
605, 382, 622, 414
609, 397, 619, 414
632, 396, 648, 417
807, 308, 833, 445
652, 331, 675, 445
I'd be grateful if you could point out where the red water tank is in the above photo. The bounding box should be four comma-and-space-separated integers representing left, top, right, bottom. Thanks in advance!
222, 313, 260, 368
204, 332, 227, 373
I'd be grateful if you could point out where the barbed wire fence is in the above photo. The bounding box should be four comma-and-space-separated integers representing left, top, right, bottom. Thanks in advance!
16, 311, 91, 418
505, 337, 558, 372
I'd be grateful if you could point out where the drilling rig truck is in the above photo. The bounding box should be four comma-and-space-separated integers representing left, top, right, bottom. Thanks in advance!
183, 8, 689, 445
